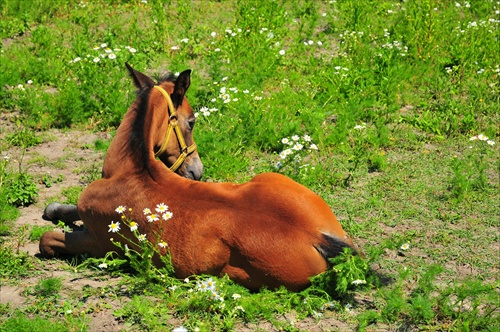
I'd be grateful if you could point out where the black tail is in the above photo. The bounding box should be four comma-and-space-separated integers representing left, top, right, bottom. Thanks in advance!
315, 232, 357, 265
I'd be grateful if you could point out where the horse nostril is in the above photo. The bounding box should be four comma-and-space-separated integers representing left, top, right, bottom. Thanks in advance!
191, 170, 202, 181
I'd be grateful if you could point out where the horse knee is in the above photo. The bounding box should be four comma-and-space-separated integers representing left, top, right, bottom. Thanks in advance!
39, 231, 59, 258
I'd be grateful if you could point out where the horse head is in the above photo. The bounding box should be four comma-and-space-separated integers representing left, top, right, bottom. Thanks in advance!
126, 63, 203, 180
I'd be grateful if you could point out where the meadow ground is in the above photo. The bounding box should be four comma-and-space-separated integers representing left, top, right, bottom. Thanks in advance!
0, 0, 499, 331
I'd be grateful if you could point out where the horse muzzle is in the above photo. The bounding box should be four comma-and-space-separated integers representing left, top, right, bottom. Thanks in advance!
180, 156, 203, 181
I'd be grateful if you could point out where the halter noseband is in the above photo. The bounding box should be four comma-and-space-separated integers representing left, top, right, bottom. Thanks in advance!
153, 85, 197, 172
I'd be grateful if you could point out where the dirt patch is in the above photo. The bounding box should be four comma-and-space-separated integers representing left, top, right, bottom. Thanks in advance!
0, 117, 125, 328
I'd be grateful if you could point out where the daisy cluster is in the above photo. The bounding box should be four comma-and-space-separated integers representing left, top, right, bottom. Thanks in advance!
377, 30, 408, 57
195, 79, 262, 118
302, 39, 324, 47
196, 277, 224, 302
336, 30, 364, 57
108, 203, 171, 249
277, 134, 318, 166
380, 39, 408, 57
453, 11, 499, 36
353, 123, 366, 130
69, 43, 137, 64
469, 134, 495, 146
211, 25, 291, 57
14, 80, 33, 91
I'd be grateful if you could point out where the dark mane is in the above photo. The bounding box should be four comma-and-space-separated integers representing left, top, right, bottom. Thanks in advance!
130, 87, 152, 170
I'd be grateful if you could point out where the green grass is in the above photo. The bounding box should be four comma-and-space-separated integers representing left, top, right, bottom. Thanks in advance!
0, 0, 499, 330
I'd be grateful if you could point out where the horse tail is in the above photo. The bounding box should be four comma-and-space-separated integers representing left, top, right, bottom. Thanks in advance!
315, 232, 357, 265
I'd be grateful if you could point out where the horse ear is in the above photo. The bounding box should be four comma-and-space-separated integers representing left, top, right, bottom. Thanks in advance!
125, 63, 155, 90
172, 69, 191, 107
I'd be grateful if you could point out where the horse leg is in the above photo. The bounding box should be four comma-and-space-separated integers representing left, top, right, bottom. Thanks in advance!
39, 228, 102, 258
42, 203, 80, 223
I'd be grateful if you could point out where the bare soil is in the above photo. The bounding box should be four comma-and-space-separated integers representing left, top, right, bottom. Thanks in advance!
0, 116, 126, 330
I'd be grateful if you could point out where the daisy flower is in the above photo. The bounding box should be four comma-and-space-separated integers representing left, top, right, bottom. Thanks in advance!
115, 205, 127, 214
143, 207, 152, 215
309, 144, 319, 150
477, 134, 488, 141
155, 203, 169, 213
281, 137, 290, 145
108, 221, 121, 233
351, 279, 366, 285
292, 135, 300, 141
98, 263, 108, 269
400, 243, 411, 251
137, 234, 147, 242
147, 213, 159, 223
129, 221, 138, 232
158, 241, 168, 248
162, 211, 173, 220
172, 327, 188, 332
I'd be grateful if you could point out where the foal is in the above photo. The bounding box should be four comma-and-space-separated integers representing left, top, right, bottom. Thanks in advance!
40, 64, 357, 291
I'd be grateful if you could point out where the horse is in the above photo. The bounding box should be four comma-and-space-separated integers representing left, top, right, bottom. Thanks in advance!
40, 64, 357, 291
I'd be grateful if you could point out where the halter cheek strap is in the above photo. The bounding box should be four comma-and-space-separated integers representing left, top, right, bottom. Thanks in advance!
153, 85, 197, 172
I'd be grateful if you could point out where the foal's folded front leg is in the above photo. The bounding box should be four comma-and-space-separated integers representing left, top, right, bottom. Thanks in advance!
39, 229, 102, 258
43, 202, 80, 223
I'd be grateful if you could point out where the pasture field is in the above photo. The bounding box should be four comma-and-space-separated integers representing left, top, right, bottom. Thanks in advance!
0, 0, 499, 331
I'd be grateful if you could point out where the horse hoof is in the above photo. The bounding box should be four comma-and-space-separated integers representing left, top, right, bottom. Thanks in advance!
42, 202, 61, 221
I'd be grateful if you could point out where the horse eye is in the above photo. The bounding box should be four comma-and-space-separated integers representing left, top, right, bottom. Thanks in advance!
188, 119, 196, 130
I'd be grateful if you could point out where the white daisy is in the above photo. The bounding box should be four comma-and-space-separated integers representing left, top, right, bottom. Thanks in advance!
108, 221, 121, 233
129, 221, 138, 232
147, 213, 159, 223
115, 205, 127, 214
155, 203, 169, 213
162, 211, 173, 220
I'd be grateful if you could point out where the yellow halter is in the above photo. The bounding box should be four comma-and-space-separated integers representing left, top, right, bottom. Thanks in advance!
153, 85, 197, 172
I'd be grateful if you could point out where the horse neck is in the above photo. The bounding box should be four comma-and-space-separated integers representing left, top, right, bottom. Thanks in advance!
101, 103, 158, 178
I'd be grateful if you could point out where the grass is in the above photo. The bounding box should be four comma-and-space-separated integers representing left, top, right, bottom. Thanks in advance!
0, 0, 499, 331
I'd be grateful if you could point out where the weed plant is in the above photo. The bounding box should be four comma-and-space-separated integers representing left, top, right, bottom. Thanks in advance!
0, 0, 499, 330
